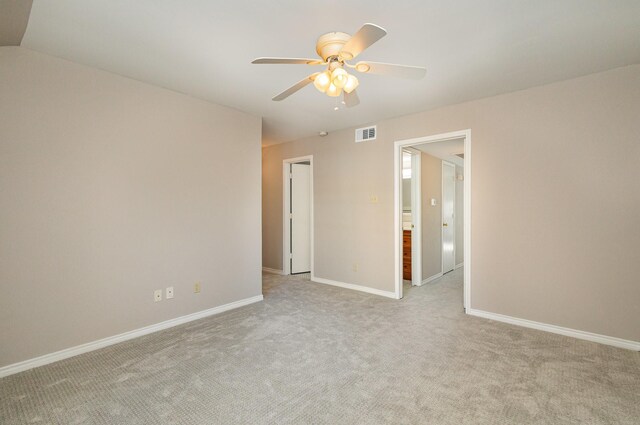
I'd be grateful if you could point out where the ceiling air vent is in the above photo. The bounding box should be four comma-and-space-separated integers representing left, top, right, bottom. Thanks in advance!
355, 125, 376, 143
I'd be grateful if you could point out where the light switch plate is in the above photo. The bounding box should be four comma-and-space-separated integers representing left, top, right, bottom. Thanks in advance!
166, 286, 174, 299
154, 289, 162, 302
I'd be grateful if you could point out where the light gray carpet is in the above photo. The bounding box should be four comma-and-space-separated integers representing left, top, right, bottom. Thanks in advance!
1, 269, 639, 424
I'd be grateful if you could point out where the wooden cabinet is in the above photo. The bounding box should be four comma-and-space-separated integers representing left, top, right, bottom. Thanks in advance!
403, 230, 412, 280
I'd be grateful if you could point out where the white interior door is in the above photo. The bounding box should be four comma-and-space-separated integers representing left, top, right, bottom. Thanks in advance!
290, 163, 311, 273
442, 161, 455, 274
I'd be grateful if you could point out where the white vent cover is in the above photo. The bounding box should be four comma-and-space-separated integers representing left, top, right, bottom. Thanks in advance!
355, 125, 376, 143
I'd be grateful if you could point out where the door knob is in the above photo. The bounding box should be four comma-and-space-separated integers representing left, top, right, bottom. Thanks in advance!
443, 223, 448, 227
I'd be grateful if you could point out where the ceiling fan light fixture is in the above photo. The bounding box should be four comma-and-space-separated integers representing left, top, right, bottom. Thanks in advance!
343, 74, 359, 93
340, 51, 354, 60
251, 23, 427, 105
313, 71, 331, 92
326, 83, 341, 97
355, 63, 370, 73
331, 68, 348, 88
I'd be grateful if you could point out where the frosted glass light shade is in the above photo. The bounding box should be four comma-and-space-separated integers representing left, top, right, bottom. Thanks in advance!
343, 74, 359, 93
331, 68, 348, 89
326, 83, 341, 97
313, 71, 331, 92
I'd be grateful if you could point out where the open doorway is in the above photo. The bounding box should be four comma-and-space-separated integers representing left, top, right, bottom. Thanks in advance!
401, 149, 422, 289
282, 156, 314, 277
394, 130, 471, 308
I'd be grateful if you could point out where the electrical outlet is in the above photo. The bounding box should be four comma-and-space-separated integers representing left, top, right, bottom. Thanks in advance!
369, 194, 379, 204
352, 263, 359, 272
154, 289, 162, 302
166, 286, 174, 299
194, 282, 201, 293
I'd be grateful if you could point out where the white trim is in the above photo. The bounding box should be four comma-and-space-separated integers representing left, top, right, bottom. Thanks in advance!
262, 267, 284, 275
394, 144, 401, 296
0, 295, 264, 378
462, 130, 471, 309
441, 160, 456, 275
312, 276, 397, 299
282, 156, 314, 277
463, 133, 471, 310
411, 150, 422, 287
454, 262, 464, 270
467, 308, 640, 351
421, 272, 443, 285
394, 129, 472, 307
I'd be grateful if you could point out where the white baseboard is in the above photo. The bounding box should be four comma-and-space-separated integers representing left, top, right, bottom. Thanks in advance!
311, 276, 398, 299
466, 308, 640, 351
455, 262, 464, 269
262, 267, 284, 275
420, 272, 443, 286
0, 294, 264, 378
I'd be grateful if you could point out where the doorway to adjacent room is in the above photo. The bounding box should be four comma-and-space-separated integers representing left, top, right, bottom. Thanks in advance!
394, 130, 471, 307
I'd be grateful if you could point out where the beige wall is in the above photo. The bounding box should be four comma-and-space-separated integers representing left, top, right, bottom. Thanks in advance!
421, 153, 442, 281
402, 178, 411, 211
455, 165, 464, 266
262, 131, 392, 289
0, 47, 262, 367
262, 64, 640, 342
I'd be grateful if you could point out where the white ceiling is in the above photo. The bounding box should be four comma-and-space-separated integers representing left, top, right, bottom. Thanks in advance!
21, 0, 640, 145
413, 138, 465, 167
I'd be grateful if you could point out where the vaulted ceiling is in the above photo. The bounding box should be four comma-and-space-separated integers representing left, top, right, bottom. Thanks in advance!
12, 1, 640, 145
0, 0, 32, 46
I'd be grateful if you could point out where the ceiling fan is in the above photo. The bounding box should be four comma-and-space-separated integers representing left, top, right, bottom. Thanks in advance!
251, 23, 426, 108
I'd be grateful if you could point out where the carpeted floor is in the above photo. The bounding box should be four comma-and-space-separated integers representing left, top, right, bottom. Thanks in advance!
1, 269, 639, 424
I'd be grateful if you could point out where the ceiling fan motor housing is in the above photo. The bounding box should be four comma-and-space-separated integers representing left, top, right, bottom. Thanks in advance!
316, 32, 351, 61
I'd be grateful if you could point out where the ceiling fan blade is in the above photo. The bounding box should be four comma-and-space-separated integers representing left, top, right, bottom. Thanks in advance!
339, 23, 387, 60
354, 61, 426, 79
272, 74, 318, 101
252, 57, 324, 65
343, 90, 360, 108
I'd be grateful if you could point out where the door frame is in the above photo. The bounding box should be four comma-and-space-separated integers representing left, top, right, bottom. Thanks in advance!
441, 160, 456, 275
403, 148, 422, 287
394, 129, 471, 308
282, 155, 314, 276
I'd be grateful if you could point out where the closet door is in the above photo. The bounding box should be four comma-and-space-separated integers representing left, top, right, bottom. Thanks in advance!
290, 163, 310, 273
